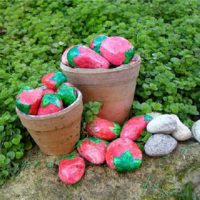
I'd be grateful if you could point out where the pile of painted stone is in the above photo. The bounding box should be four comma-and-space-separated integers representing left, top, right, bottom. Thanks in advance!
61, 35, 138, 69
16, 71, 77, 116
58, 115, 153, 184
58, 113, 200, 185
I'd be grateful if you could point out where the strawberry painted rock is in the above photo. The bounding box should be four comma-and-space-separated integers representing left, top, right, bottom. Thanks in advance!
61, 47, 72, 65
90, 35, 108, 54
67, 45, 110, 69
58, 154, 85, 184
77, 137, 108, 165
41, 71, 67, 90
100, 36, 134, 66
56, 83, 77, 106
16, 86, 44, 115
37, 94, 63, 115
106, 138, 142, 172
86, 117, 121, 140
120, 115, 153, 141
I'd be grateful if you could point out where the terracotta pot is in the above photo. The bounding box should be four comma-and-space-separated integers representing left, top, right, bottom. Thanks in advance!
16, 90, 83, 156
60, 55, 141, 124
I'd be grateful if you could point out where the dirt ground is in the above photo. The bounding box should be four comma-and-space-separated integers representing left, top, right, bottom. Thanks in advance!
0, 141, 200, 200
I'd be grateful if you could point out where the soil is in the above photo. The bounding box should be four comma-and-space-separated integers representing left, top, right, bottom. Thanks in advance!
0, 140, 200, 200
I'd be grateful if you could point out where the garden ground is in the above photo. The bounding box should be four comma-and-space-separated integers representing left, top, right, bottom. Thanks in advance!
0, 141, 199, 200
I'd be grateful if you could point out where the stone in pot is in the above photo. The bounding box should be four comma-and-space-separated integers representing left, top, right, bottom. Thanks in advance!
16, 86, 44, 115
37, 94, 63, 115
100, 36, 134, 66
67, 45, 110, 69
41, 71, 67, 90
90, 35, 108, 54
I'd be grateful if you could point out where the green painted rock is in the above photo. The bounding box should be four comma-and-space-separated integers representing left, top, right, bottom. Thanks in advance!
106, 138, 142, 172
37, 94, 63, 115
56, 83, 77, 106
41, 71, 67, 90
16, 86, 44, 115
67, 45, 110, 69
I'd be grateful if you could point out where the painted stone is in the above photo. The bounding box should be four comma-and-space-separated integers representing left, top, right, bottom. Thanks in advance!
61, 47, 72, 65
58, 153, 85, 184
90, 35, 108, 54
106, 138, 142, 172
171, 114, 192, 141
41, 71, 67, 90
56, 83, 77, 106
147, 114, 177, 134
100, 36, 134, 66
16, 87, 44, 115
77, 137, 108, 165
144, 134, 177, 157
120, 115, 153, 141
67, 45, 110, 69
192, 120, 200, 143
37, 94, 63, 115
86, 117, 121, 140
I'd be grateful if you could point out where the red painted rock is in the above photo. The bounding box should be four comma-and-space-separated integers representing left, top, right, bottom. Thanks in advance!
16, 86, 44, 115
61, 47, 72, 65
120, 115, 153, 141
106, 138, 142, 172
58, 154, 85, 184
100, 36, 134, 66
90, 35, 108, 54
67, 45, 110, 69
77, 137, 108, 165
86, 117, 121, 140
56, 83, 77, 106
41, 71, 67, 90
37, 94, 63, 115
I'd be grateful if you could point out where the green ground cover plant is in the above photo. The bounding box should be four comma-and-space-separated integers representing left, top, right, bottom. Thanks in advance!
0, 0, 200, 185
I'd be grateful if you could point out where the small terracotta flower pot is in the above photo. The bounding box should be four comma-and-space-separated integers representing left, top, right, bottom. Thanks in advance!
16, 90, 83, 156
60, 55, 141, 124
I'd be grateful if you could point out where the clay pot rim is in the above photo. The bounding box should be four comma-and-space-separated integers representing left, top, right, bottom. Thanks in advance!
60, 54, 141, 74
16, 90, 82, 120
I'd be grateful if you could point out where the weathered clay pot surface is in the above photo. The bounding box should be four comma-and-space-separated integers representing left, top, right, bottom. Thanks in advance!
0, 141, 199, 200
16, 90, 83, 156
60, 55, 141, 124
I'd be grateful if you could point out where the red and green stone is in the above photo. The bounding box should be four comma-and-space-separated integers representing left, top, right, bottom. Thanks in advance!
41, 71, 67, 90
56, 83, 77, 106
37, 94, 63, 115
113, 151, 142, 172
90, 35, 108, 54
16, 86, 44, 115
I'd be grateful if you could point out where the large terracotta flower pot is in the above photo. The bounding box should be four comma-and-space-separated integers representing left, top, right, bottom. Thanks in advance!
16, 90, 83, 156
60, 55, 141, 124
